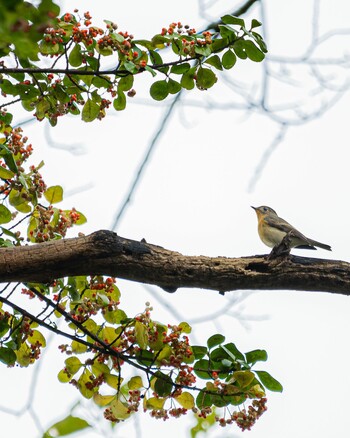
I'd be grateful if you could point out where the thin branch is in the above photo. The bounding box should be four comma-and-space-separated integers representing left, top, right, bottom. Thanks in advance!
205, 0, 261, 31
247, 123, 287, 192
111, 92, 182, 229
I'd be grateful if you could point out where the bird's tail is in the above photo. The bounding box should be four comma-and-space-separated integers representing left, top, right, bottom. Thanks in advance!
307, 239, 332, 251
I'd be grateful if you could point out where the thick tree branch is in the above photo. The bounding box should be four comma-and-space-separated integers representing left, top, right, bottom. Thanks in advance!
0, 230, 348, 295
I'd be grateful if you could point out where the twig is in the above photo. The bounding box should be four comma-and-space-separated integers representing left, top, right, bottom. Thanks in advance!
111, 92, 182, 229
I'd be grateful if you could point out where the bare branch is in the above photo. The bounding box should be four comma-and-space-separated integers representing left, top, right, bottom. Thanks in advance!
111, 92, 182, 229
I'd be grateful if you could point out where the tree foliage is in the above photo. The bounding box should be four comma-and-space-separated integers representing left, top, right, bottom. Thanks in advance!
0, 0, 281, 435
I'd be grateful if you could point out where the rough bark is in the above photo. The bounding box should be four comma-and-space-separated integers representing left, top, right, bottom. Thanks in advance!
0, 230, 349, 295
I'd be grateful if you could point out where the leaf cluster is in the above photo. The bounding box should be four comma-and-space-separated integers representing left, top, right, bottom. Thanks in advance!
0, 3, 267, 123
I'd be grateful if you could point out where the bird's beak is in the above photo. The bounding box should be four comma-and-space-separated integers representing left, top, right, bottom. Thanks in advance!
251, 206, 257, 211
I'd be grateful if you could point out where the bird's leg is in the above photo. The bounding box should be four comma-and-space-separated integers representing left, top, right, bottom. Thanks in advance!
268, 232, 292, 260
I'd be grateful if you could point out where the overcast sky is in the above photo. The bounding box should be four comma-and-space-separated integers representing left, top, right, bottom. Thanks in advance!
2, 1, 350, 437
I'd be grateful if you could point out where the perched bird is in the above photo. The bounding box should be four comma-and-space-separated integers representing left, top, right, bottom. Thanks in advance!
251, 206, 331, 251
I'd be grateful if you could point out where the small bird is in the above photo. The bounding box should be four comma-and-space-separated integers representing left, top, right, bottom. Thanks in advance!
251, 206, 331, 251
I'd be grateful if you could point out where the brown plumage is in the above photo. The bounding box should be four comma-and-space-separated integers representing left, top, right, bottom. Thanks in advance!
252, 206, 331, 251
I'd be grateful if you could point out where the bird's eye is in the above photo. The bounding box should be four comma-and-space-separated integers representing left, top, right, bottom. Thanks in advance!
263, 207, 267, 212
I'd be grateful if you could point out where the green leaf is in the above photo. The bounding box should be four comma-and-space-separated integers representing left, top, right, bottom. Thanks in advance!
171, 63, 191, 75
207, 334, 225, 349
0, 347, 16, 366
245, 349, 268, 365
69, 44, 83, 67
44, 185, 63, 204
153, 371, 173, 397
0, 320, 10, 337
211, 37, 230, 53
133, 39, 154, 50
35, 98, 50, 120
118, 75, 134, 91
0, 144, 18, 173
252, 32, 268, 53
151, 34, 169, 48
180, 66, 196, 90
194, 45, 212, 57
113, 91, 126, 111
149, 50, 163, 65
96, 45, 113, 56
167, 78, 181, 95
0, 204, 12, 224
45, 415, 90, 437
218, 25, 237, 40
124, 60, 138, 74
220, 343, 245, 362
222, 49, 237, 69
193, 359, 212, 379
150, 80, 169, 101
233, 40, 248, 59
251, 19, 262, 29
255, 371, 283, 392
221, 15, 245, 27
92, 76, 111, 88
192, 345, 207, 360
0, 167, 14, 180
196, 67, 217, 90
242, 40, 265, 62
196, 390, 212, 408
82, 98, 100, 122
204, 55, 223, 70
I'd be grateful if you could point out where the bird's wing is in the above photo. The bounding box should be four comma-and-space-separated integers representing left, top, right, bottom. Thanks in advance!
264, 215, 310, 242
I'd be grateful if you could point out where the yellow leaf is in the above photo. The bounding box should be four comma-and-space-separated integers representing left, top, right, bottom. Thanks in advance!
27, 330, 46, 348
91, 361, 110, 377
71, 340, 87, 353
146, 397, 166, 410
110, 399, 131, 420
57, 369, 72, 383
135, 320, 148, 349
15, 343, 33, 367
93, 393, 115, 407
249, 383, 266, 398
175, 392, 195, 409
128, 376, 143, 389
77, 369, 96, 399
179, 321, 192, 334
156, 344, 172, 362
102, 326, 118, 344
65, 356, 83, 374
44, 185, 63, 204
105, 373, 123, 390
233, 370, 255, 388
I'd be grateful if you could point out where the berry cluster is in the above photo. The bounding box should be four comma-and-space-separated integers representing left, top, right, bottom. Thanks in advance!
215, 398, 268, 430
161, 22, 196, 36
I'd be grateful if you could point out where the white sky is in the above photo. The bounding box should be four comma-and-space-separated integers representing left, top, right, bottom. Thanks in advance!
1, 1, 350, 437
